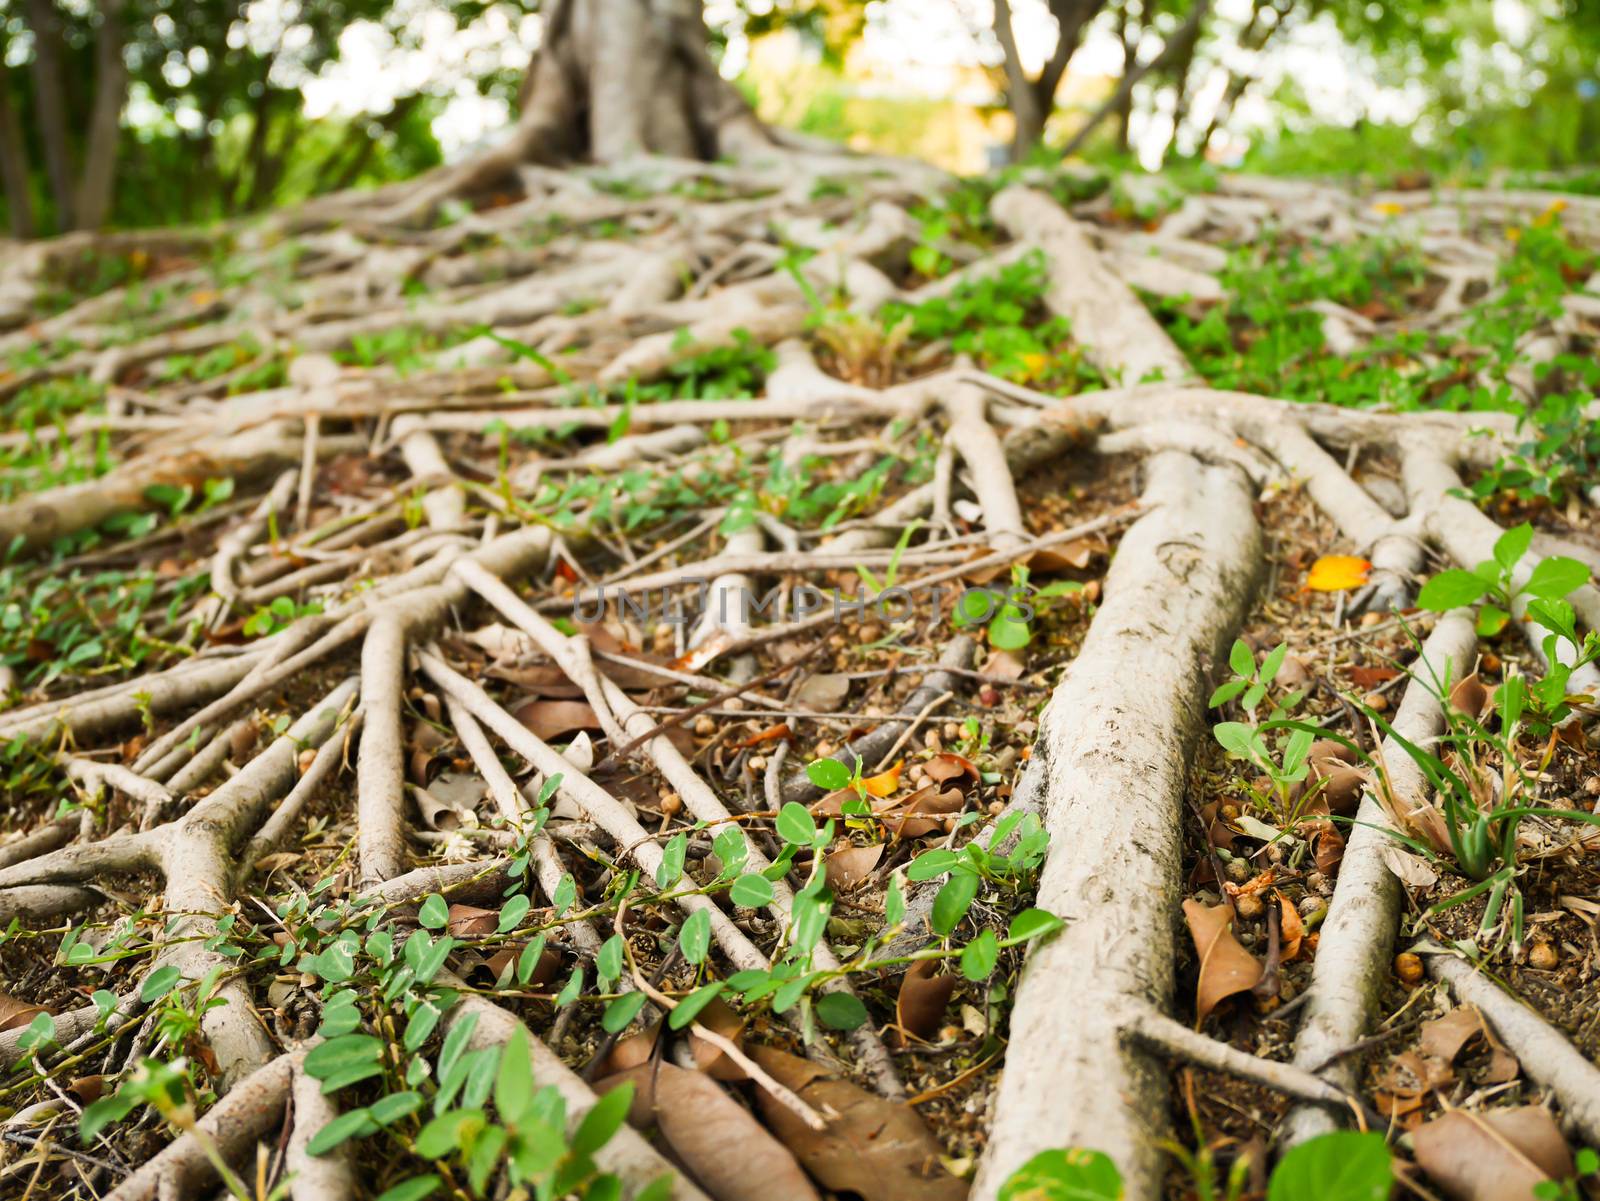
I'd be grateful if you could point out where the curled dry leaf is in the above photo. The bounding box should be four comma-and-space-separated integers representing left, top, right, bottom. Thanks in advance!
746, 1045, 968, 1201
1449, 672, 1493, 720
0, 991, 48, 1033
446, 903, 498, 939
1275, 891, 1305, 961
1412, 1107, 1572, 1201
1182, 899, 1263, 1025
411, 783, 478, 832
860, 761, 903, 799
599, 1061, 820, 1201
512, 698, 602, 741
923, 753, 979, 785
601, 1023, 662, 1077
481, 943, 563, 988
686, 998, 749, 1082
1347, 665, 1400, 690
824, 843, 884, 892
1419, 1005, 1519, 1084
980, 650, 1026, 680
896, 960, 956, 1044
1378, 844, 1439, 889
733, 723, 792, 749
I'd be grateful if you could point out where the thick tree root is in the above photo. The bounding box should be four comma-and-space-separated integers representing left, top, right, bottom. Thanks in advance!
973, 452, 1262, 1201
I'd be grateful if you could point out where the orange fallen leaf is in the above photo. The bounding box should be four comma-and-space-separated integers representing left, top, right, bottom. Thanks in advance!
1275, 890, 1305, 961
860, 760, 903, 798
1183, 900, 1263, 1025
1305, 555, 1372, 592
732, 723, 792, 749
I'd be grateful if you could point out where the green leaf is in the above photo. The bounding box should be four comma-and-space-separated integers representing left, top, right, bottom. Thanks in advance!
497, 894, 531, 934
516, 936, 548, 985
418, 894, 449, 930
1228, 639, 1255, 677
574, 1081, 635, 1158
602, 991, 648, 1034
678, 909, 712, 965
1267, 1130, 1391, 1201
306, 1108, 377, 1156
814, 991, 869, 1030
556, 965, 584, 1009
998, 1148, 1123, 1201
1259, 643, 1287, 684
932, 872, 980, 936
374, 1177, 441, 1201
1494, 522, 1534, 574
495, 1025, 535, 1124
304, 1034, 384, 1083
1209, 678, 1247, 707
777, 802, 817, 845
655, 833, 687, 888
907, 849, 961, 881
668, 982, 725, 1030
1476, 604, 1510, 637
987, 608, 1031, 651
139, 966, 182, 1003
552, 873, 576, 915
596, 935, 624, 986
414, 1109, 485, 1158
1523, 556, 1590, 601
1005, 907, 1065, 946
729, 873, 774, 908
1415, 569, 1492, 611
884, 870, 907, 927
369, 1090, 424, 1126
960, 929, 999, 981
80, 1090, 140, 1143
805, 759, 852, 792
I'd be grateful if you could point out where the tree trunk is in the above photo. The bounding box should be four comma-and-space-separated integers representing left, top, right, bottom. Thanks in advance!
0, 62, 35, 237
24, 0, 76, 231
75, 0, 128, 229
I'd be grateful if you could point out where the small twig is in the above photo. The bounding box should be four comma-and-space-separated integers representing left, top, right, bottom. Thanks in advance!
614, 901, 827, 1132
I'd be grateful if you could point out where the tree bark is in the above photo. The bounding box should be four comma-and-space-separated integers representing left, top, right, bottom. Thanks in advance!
993, 0, 1106, 161
24, 0, 76, 230
75, 0, 129, 229
0, 61, 35, 237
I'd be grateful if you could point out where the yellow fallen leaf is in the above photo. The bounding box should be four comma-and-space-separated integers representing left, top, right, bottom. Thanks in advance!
1372, 201, 1405, 217
1019, 352, 1048, 379
190, 289, 219, 307
1305, 554, 1371, 592
860, 760, 903, 798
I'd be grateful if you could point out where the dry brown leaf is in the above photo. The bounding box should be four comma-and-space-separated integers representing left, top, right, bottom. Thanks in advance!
1413, 1107, 1572, 1201
600, 1024, 661, 1077
0, 991, 47, 1033
1347, 665, 1401, 689
746, 1045, 968, 1201
1420, 1006, 1485, 1064
446, 903, 499, 939
1275, 891, 1305, 961
922, 753, 978, 784
824, 844, 884, 892
686, 998, 749, 1081
599, 1062, 820, 1201
253, 851, 300, 873
980, 650, 1026, 680
512, 698, 601, 741
895, 960, 956, 1044
480, 943, 563, 988
1183, 899, 1263, 1025
1312, 825, 1345, 873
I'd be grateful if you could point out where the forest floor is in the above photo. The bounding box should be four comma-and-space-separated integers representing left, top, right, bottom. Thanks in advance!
0, 156, 1599, 1201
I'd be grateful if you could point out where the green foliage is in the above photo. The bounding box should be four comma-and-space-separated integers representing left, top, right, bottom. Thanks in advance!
1414, 521, 1589, 647
1000, 1132, 1392, 1201
880, 252, 1102, 392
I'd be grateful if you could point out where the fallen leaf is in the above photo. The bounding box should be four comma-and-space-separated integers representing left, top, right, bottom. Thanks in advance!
481, 944, 562, 988
513, 698, 602, 741
253, 851, 300, 873
1347, 665, 1400, 689
1312, 825, 1345, 873
747, 1045, 968, 1201
686, 998, 749, 1081
1378, 844, 1439, 889
0, 992, 49, 1033
923, 753, 979, 785
881, 785, 967, 838
980, 650, 1026, 680
1449, 673, 1493, 719
825, 843, 884, 892
446, 903, 499, 939
795, 672, 851, 711
600, 1062, 820, 1201
860, 761, 903, 798
70, 1076, 105, 1103
1275, 891, 1305, 961
1412, 1107, 1571, 1201
1183, 900, 1263, 1025
896, 960, 956, 1044
1306, 555, 1372, 592
1420, 1006, 1485, 1063
733, 723, 792, 749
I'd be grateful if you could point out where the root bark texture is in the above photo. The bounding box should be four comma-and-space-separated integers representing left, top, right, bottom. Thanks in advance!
973, 452, 1262, 1201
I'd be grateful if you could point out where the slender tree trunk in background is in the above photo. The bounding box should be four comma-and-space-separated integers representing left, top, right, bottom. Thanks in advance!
1060, 0, 1213, 160
24, 0, 76, 231
0, 62, 35, 237
1114, 9, 1137, 156
75, 0, 128, 229
993, 0, 1107, 162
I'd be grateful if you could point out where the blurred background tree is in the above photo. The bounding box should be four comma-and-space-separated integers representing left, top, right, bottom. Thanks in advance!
0, 0, 1595, 236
